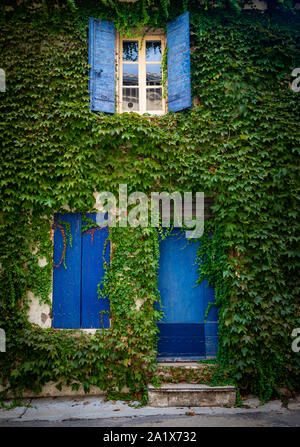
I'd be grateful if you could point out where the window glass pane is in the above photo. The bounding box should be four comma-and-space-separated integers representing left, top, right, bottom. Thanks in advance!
123, 88, 139, 111
123, 41, 138, 61
123, 64, 138, 86
146, 64, 162, 86
146, 41, 161, 61
146, 88, 162, 111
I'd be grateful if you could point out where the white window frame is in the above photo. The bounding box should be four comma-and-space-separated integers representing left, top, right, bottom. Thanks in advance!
116, 31, 166, 115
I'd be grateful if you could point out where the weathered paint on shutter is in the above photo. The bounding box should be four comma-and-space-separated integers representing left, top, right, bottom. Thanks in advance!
89, 17, 115, 113
52, 214, 81, 329
167, 11, 191, 113
81, 213, 110, 328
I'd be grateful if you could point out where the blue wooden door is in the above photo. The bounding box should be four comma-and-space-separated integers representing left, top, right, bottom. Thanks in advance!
81, 213, 110, 328
157, 229, 218, 360
52, 213, 110, 329
52, 213, 82, 329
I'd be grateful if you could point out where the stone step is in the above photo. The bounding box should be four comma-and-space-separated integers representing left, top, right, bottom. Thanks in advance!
157, 362, 217, 369
156, 362, 218, 383
148, 383, 236, 408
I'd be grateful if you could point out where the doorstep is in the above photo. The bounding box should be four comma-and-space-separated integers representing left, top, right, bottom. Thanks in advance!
148, 383, 236, 408
157, 362, 217, 369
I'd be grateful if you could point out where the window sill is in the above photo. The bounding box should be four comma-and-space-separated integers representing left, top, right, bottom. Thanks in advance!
118, 110, 166, 116
52, 328, 109, 335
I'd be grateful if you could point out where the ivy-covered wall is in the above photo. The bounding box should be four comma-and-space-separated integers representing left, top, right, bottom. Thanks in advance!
0, 0, 299, 403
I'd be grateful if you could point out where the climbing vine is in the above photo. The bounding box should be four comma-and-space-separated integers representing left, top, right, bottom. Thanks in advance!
53, 220, 72, 269
0, 0, 299, 404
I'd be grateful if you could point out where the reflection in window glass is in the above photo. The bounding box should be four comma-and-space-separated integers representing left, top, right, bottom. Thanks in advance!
146, 64, 161, 86
123, 41, 138, 61
146, 41, 161, 61
123, 88, 139, 111
123, 64, 138, 86
146, 88, 162, 111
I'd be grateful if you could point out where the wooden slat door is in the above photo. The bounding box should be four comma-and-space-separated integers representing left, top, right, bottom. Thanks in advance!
52, 213, 82, 329
157, 229, 218, 360
81, 213, 110, 329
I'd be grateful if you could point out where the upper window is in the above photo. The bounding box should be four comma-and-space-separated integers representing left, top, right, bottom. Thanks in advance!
119, 36, 166, 115
88, 12, 191, 115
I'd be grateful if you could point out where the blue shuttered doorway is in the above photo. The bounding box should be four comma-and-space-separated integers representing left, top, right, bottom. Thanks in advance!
52, 213, 110, 329
157, 229, 218, 360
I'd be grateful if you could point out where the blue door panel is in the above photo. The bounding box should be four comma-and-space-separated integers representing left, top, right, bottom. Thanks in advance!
205, 335, 219, 358
52, 213, 82, 329
204, 321, 219, 336
157, 229, 218, 359
158, 231, 204, 323
81, 213, 110, 329
157, 323, 205, 358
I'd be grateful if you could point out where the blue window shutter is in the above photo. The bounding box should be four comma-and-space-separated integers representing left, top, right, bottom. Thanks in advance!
89, 17, 115, 113
52, 214, 81, 329
167, 11, 191, 112
81, 214, 110, 329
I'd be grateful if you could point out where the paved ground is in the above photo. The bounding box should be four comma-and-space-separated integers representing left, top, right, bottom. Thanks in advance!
0, 395, 299, 427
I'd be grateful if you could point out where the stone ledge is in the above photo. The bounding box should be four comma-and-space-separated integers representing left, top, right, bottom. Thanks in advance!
0, 382, 105, 399
0, 382, 128, 399
148, 383, 236, 407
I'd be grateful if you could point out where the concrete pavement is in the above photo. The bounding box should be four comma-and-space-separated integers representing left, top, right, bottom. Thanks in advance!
0, 394, 299, 427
